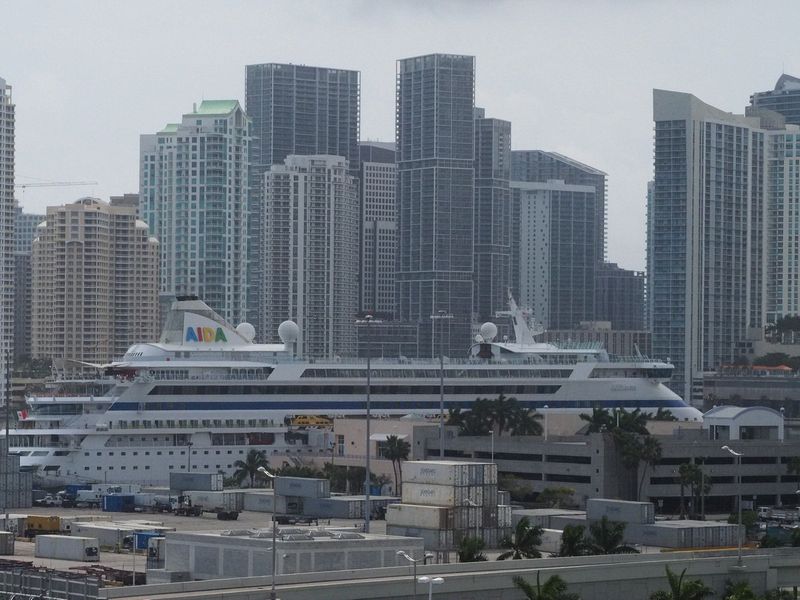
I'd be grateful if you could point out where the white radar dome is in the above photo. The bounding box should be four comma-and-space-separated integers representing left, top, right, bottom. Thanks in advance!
278, 320, 300, 344
236, 322, 256, 342
479, 322, 498, 343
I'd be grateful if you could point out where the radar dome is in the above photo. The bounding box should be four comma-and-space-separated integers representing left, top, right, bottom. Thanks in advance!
479, 322, 498, 343
236, 322, 256, 342
278, 320, 300, 344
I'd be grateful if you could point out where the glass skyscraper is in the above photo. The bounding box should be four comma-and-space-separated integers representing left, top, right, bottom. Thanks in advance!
245, 63, 361, 334
139, 100, 250, 325
750, 74, 800, 126
396, 54, 475, 357
0, 77, 14, 398
473, 108, 511, 324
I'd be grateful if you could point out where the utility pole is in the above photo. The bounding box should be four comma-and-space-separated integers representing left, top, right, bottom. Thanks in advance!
4, 348, 11, 535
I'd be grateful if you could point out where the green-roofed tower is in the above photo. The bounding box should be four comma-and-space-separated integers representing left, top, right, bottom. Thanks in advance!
139, 99, 251, 325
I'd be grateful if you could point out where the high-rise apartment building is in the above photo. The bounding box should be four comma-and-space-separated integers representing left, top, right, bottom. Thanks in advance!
473, 108, 512, 324
245, 63, 360, 332
140, 100, 250, 325
595, 262, 646, 331
651, 90, 770, 404
511, 180, 597, 330
750, 74, 800, 126
31, 197, 159, 365
259, 155, 359, 358
0, 78, 14, 401
765, 126, 800, 324
511, 150, 607, 263
396, 54, 475, 357
359, 142, 397, 318
13, 204, 44, 361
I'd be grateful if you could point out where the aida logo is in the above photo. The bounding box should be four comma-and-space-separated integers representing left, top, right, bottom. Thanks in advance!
185, 327, 227, 343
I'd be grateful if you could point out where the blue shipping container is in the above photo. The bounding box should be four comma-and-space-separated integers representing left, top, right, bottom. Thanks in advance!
102, 495, 135, 512
132, 532, 162, 550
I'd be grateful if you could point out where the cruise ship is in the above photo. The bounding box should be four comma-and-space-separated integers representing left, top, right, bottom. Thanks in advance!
5, 297, 702, 486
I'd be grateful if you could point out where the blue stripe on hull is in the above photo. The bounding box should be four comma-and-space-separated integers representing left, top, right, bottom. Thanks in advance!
108, 398, 688, 412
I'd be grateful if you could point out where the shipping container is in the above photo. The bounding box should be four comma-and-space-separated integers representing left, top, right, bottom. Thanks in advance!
127, 531, 163, 550
586, 499, 655, 525
386, 504, 452, 530
512, 509, 586, 529
403, 461, 497, 487
386, 525, 453, 550
401, 483, 494, 507
26, 515, 60, 534
497, 491, 511, 506
274, 477, 330, 499
169, 472, 224, 493
0, 531, 13, 556
185, 490, 244, 512
497, 505, 513, 528
91, 483, 141, 495
35, 535, 99, 562
102, 495, 136, 512
304, 497, 362, 519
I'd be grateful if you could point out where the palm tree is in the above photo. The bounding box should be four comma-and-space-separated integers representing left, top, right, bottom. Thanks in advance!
383, 434, 410, 494
723, 580, 757, 600
678, 463, 701, 519
498, 516, 543, 560
616, 408, 649, 435
649, 566, 712, 600
232, 449, 269, 488
651, 407, 678, 422
491, 393, 519, 435
637, 436, 663, 501
511, 407, 544, 436
586, 516, 639, 554
557, 524, 592, 557
513, 572, 580, 600
579, 407, 612, 434
456, 535, 487, 562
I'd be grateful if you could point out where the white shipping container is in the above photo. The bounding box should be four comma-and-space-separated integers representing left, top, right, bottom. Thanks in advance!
401, 483, 490, 507
35, 535, 99, 562
274, 477, 330, 499
403, 461, 497, 487
386, 525, 453, 550
0, 531, 13, 555
186, 490, 244, 512
586, 499, 655, 525
386, 504, 453, 530
497, 505, 513, 528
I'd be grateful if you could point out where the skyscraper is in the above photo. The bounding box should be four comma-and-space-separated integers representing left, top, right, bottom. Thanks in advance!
140, 100, 250, 325
750, 74, 800, 125
0, 77, 14, 401
511, 150, 607, 263
473, 108, 511, 324
651, 89, 768, 404
396, 54, 475, 357
31, 198, 159, 366
259, 155, 359, 358
359, 142, 397, 318
595, 262, 646, 331
245, 63, 360, 332
13, 204, 44, 361
511, 180, 597, 330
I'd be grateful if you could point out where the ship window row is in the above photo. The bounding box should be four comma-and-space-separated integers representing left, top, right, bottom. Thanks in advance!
590, 368, 671, 379
115, 419, 277, 430
147, 384, 563, 396
300, 368, 573, 379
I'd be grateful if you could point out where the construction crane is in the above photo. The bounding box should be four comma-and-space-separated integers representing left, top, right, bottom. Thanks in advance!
14, 180, 98, 201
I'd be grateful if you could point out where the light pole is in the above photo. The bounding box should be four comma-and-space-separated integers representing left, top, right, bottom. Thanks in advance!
186, 441, 193, 471
397, 550, 434, 600
356, 314, 379, 533
418, 575, 444, 600
543, 404, 549, 441
257, 466, 279, 600
430, 311, 453, 458
722, 445, 743, 566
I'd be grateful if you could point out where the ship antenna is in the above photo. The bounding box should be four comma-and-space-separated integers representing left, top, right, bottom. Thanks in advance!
506, 289, 536, 346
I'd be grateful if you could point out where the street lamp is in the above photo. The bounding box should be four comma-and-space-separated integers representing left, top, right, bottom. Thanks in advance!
397, 550, 434, 600
722, 445, 743, 566
186, 441, 194, 471
355, 313, 380, 533
418, 575, 444, 600
543, 405, 549, 441
257, 466, 279, 600
430, 311, 453, 458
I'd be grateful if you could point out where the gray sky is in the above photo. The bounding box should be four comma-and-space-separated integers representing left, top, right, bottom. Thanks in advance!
4, 0, 800, 271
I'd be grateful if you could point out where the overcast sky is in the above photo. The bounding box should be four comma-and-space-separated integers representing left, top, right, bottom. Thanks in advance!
4, 0, 800, 271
